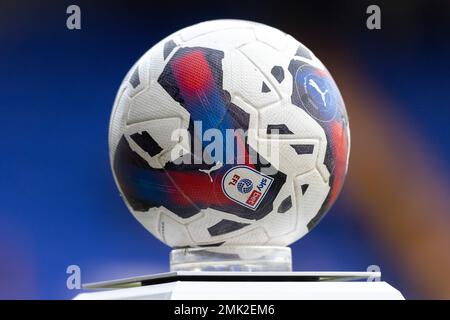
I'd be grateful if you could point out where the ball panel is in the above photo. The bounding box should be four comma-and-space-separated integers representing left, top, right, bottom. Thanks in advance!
133, 208, 163, 242
222, 49, 280, 109
109, 87, 130, 157
126, 84, 190, 126
223, 227, 269, 246
294, 169, 330, 231
253, 23, 289, 51
177, 20, 257, 42
239, 41, 291, 98
159, 213, 195, 247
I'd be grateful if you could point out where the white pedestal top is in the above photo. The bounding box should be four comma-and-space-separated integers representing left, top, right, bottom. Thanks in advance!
74, 271, 404, 300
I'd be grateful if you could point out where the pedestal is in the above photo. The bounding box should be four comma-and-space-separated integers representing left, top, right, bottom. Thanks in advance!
74, 271, 404, 300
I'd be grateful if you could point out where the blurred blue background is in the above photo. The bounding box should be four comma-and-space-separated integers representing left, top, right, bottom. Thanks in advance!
1, 0, 449, 299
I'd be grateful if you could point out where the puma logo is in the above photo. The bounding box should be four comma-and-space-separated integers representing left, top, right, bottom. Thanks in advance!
199, 162, 223, 182
308, 79, 328, 107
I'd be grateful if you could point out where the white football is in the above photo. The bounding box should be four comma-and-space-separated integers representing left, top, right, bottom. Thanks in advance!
109, 20, 350, 248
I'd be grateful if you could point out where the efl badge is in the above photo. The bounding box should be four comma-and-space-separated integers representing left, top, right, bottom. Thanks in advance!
222, 166, 274, 210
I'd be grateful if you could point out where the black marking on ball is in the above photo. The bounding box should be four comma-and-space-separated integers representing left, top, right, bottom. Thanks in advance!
163, 40, 177, 60
301, 184, 309, 195
290, 144, 314, 155
129, 67, 140, 88
130, 131, 163, 157
295, 44, 312, 60
198, 242, 226, 247
271, 66, 284, 83
277, 196, 292, 213
261, 82, 271, 93
208, 219, 250, 236
267, 124, 294, 135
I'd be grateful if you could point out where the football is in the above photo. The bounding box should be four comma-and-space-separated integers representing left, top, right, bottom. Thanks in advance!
109, 20, 350, 248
